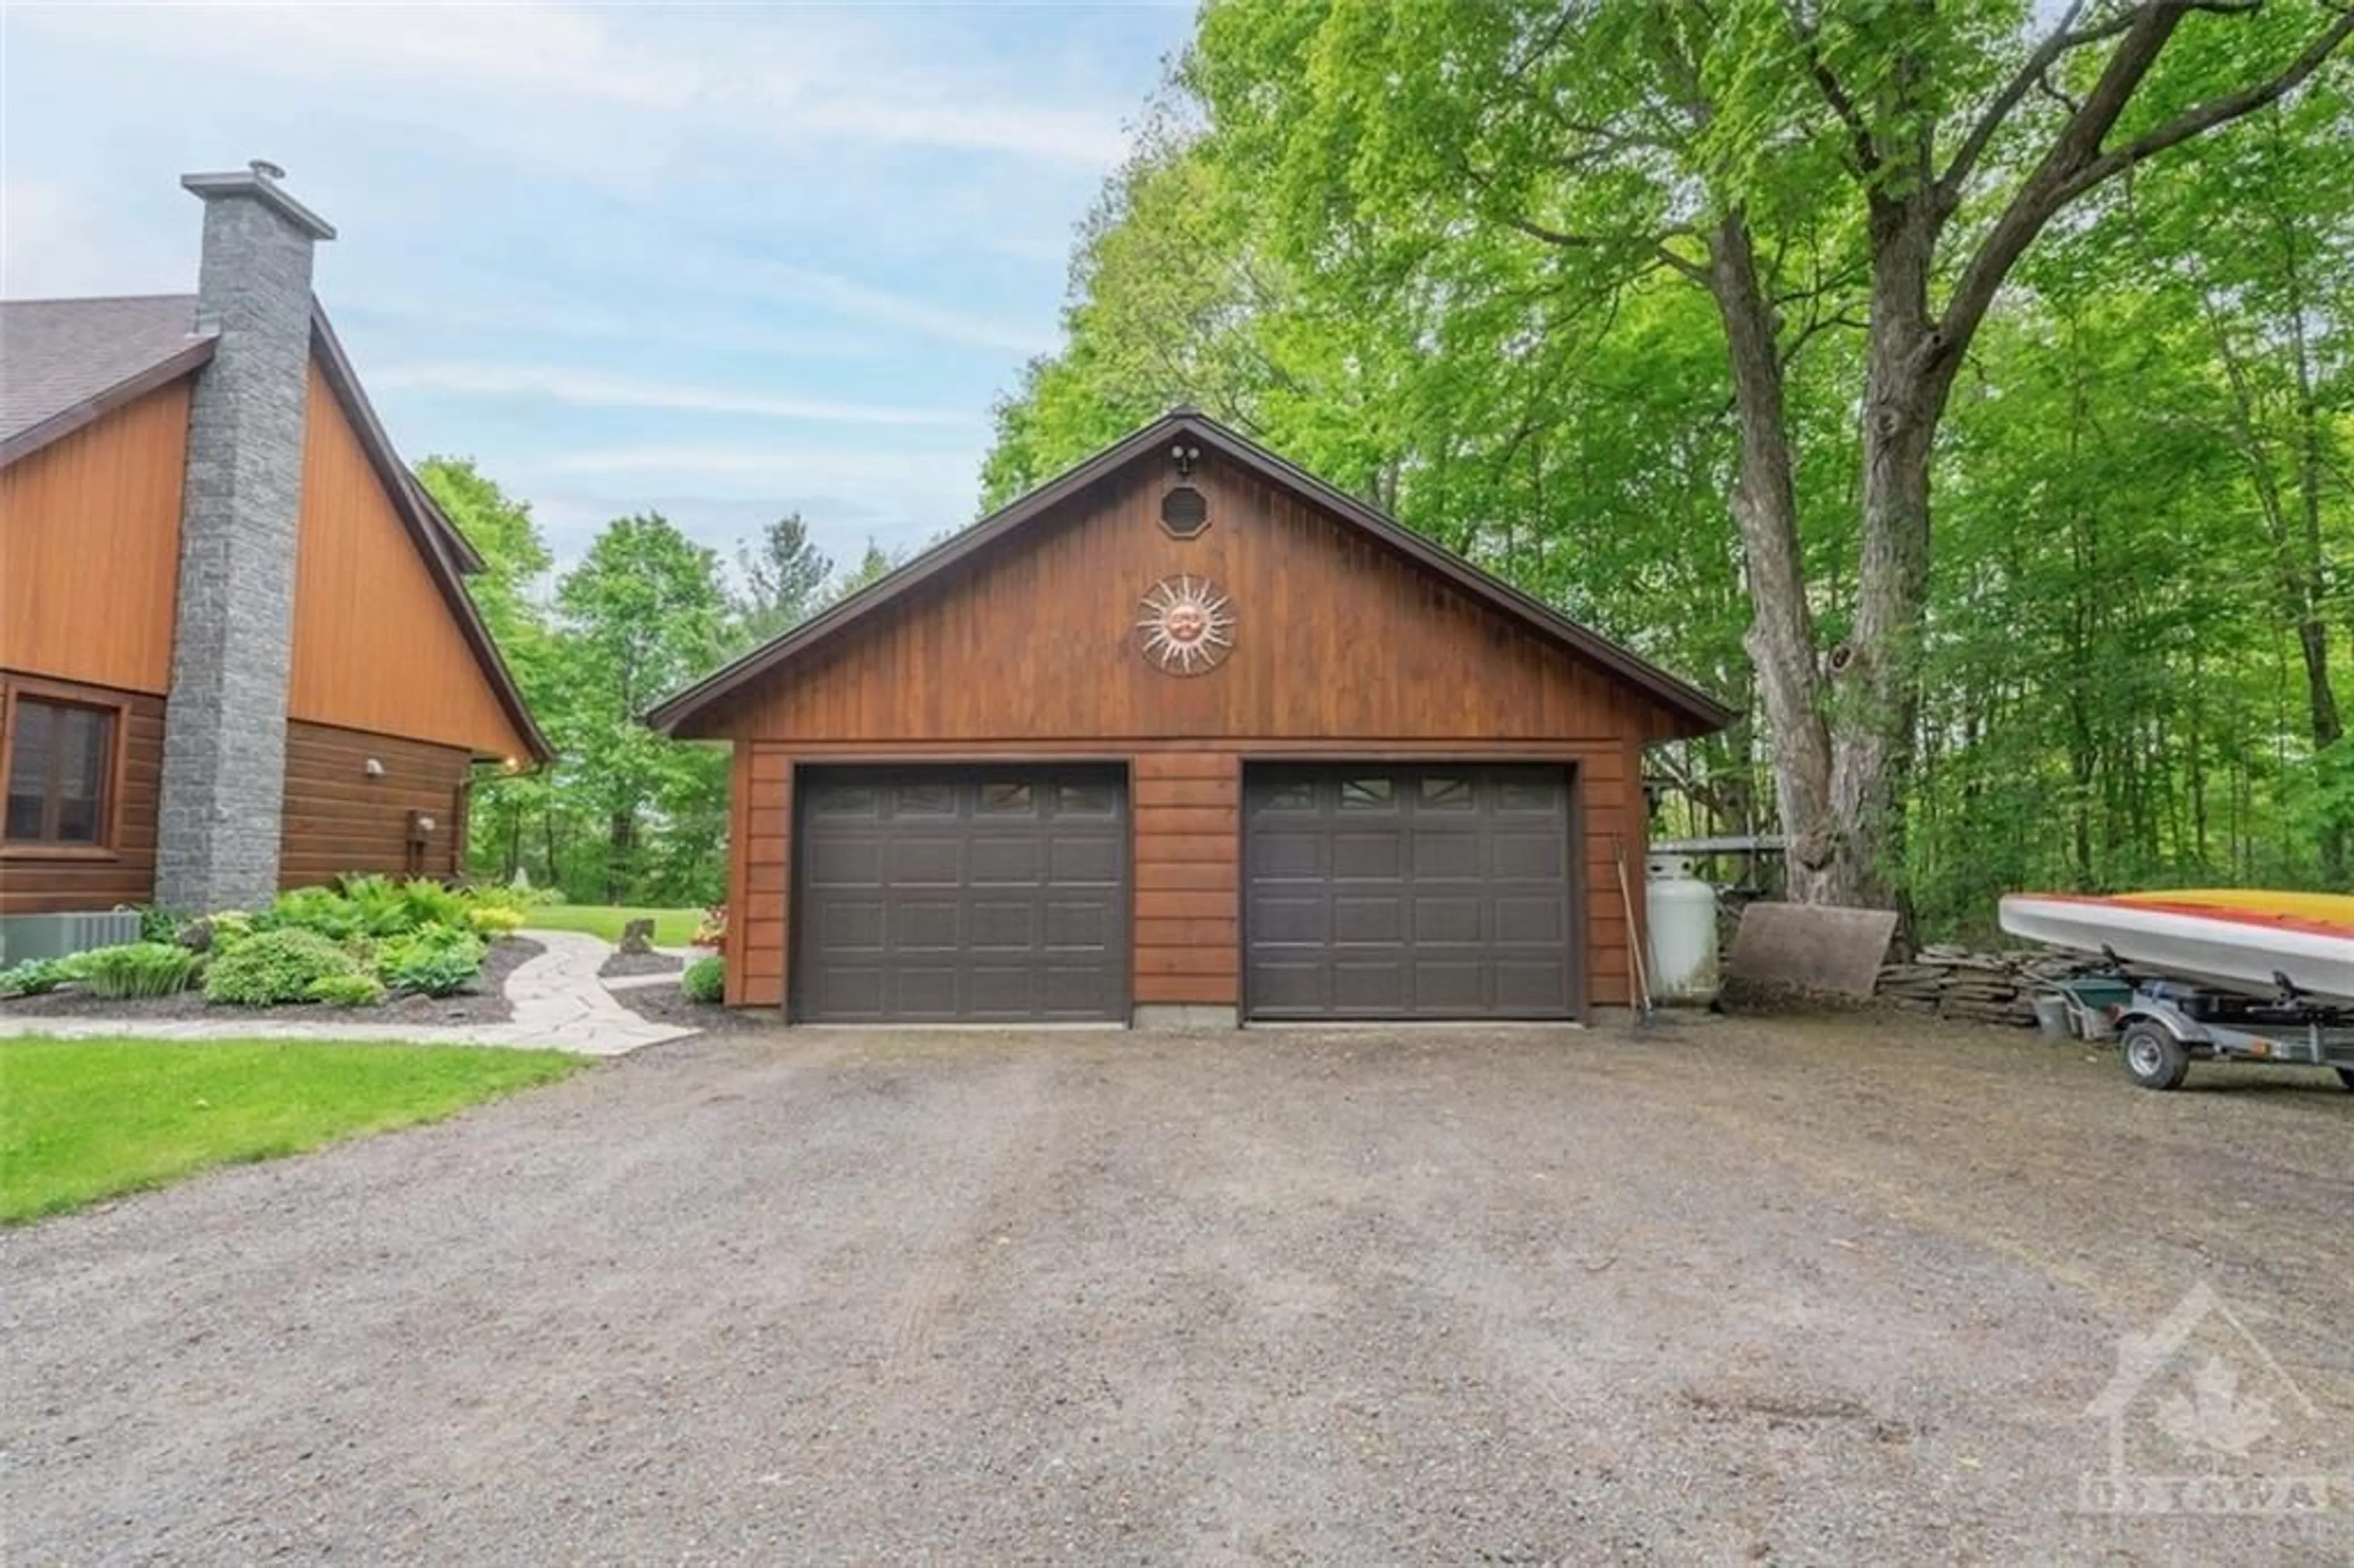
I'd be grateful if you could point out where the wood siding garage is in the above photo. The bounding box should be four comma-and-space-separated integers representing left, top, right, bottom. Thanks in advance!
1244, 764, 1577, 1019
655, 411, 1733, 1021
794, 766, 1129, 1022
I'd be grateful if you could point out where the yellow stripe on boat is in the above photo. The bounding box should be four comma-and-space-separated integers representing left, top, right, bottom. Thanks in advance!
2112, 888, 2354, 926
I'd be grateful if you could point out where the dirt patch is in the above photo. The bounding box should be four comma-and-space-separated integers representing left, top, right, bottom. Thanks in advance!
4, 1010, 2347, 1562
0, 935, 541, 1027
610, 981, 781, 1035
598, 950, 684, 979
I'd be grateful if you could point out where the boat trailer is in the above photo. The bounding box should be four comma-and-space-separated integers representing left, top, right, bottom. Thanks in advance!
2065, 958, 2354, 1092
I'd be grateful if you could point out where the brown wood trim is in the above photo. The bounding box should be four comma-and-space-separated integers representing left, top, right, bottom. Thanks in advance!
731, 738, 1631, 759
0, 673, 130, 859
0, 338, 216, 471
723, 744, 752, 1007
648, 411, 1735, 738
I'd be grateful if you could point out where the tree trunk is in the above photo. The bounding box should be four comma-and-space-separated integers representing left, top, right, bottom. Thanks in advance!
606, 810, 635, 905
1704, 213, 1838, 900
1824, 202, 1952, 909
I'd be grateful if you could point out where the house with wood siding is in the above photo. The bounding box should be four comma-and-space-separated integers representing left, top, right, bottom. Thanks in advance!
649, 412, 1734, 1026
0, 164, 547, 957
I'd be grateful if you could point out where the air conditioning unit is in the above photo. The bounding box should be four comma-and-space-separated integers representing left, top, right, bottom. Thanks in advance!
0, 908, 143, 966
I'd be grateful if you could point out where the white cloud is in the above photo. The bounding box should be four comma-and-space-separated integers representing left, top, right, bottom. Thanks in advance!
371, 363, 974, 427
10, 2, 1130, 168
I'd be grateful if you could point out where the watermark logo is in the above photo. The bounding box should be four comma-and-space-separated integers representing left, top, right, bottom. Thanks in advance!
2080, 1281, 2344, 1517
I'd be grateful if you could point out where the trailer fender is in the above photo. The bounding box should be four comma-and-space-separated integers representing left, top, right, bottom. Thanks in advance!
2116, 1002, 2211, 1046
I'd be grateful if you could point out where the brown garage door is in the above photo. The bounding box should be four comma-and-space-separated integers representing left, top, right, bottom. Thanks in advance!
794, 767, 1129, 1022
1244, 764, 1577, 1019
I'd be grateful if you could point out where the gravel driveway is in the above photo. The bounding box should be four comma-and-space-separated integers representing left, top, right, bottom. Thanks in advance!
5, 1014, 2348, 1564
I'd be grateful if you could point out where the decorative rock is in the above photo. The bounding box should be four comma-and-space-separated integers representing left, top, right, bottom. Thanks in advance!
618, 919, 657, 956
1875, 943, 2105, 1029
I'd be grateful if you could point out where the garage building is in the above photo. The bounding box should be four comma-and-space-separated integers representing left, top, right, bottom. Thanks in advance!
648, 411, 1732, 1026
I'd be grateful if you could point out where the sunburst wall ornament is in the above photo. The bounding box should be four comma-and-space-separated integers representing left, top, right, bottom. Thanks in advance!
1135, 574, 1235, 676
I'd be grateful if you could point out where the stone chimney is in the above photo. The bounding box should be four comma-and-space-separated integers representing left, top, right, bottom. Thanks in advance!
155, 162, 335, 914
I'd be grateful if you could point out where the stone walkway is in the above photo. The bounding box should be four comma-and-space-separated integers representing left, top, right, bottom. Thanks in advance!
0, 932, 693, 1057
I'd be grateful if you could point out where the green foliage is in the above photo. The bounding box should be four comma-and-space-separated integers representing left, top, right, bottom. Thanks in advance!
467, 905, 527, 938
377, 924, 489, 997
62, 943, 201, 1000
131, 905, 186, 945
737, 511, 834, 644
550, 512, 737, 905
523, 904, 704, 945
203, 929, 366, 1007
185, 911, 256, 954
681, 954, 726, 1005
306, 973, 389, 1007
0, 960, 72, 999
256, 877, 507, 944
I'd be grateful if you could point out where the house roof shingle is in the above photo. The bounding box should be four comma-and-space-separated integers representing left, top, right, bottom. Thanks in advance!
0, 295, 216, 462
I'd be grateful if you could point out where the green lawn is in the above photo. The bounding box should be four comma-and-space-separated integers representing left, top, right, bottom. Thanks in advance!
0, 1037, 586, 1224
521, 904, 704, 946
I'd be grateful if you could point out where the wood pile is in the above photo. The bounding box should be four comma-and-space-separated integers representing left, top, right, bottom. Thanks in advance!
1875, 944, 2102, 1027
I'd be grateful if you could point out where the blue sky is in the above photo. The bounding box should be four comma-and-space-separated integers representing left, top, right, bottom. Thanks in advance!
1, 2, 1194, 573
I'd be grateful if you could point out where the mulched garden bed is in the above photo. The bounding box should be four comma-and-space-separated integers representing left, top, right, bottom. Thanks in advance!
611, 981, 784, 1036
598, 950, 685, 979
0, 936, 543, 1028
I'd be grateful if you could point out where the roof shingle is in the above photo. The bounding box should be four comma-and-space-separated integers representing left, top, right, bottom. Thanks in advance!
1, 294, 213, 451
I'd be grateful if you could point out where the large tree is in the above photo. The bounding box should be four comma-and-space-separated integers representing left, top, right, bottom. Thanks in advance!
1189, 0, 2352, 908
416, 457, 560, 884
736, 511, 833, 645
554, 514, 735, 902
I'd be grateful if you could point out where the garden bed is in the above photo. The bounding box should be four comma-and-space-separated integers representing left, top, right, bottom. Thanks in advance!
1, 938, 542, 1028
611, 982, 780, 1035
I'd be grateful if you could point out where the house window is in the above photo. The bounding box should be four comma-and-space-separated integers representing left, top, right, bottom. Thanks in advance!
4, 696, 115, 847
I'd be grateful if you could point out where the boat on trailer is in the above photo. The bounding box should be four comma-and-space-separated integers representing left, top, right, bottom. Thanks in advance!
1998, 889, 2354, 1092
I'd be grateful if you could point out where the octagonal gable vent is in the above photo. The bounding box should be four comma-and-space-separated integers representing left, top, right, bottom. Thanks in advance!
1160, 484, 1210, 538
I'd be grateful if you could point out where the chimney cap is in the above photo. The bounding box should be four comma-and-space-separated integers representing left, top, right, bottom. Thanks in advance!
181, 162, 336, 242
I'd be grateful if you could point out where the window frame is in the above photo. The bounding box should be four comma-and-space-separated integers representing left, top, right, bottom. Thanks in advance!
0, 677, 128, 859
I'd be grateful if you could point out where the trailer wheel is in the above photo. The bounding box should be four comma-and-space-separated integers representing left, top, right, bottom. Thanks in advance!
2122, 1022, 2190, 1091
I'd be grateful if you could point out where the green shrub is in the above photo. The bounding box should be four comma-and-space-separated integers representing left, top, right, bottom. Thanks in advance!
682, 954, 725, 1005
263, 885, 364, 940
203, 929, 364, 1006
343, 873, 468, 935
183, 911, 256, 954
466, 904, 526, 938
259, 875, 495, 943
306, 972, 388, 1007
379, 923, 488, 997
0, 959, 72, 998
463, 881, 551, 914
130, 904, 187, 945
64, 942, 201, 1000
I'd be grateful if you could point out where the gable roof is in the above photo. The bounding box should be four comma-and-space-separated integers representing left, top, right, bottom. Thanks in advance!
647, 409, 1737, 738
0, 290, 547, 762
0, 295, 218, 466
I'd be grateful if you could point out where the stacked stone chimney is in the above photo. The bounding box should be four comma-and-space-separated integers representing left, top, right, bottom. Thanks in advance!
154, 163, 335, 914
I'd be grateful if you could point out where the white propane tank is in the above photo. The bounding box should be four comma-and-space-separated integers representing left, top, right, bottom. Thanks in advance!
1645, 854, 1720, 1005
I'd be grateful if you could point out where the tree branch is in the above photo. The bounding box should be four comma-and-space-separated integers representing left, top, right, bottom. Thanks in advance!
1935, 1, 2354, 376
2049, 6, 2354, 207
1783, 1, 1879, 175
1941, 1, 2105, 198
